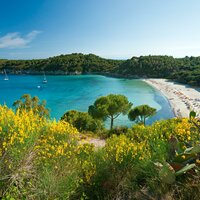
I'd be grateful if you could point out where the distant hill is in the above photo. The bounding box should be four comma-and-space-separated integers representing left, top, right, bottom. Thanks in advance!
119, 55, 200, 86
0, 53, 123, 74
0, 53, 200, 86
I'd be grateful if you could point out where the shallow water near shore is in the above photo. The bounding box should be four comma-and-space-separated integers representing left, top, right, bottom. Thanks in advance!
0, 75, 174, 127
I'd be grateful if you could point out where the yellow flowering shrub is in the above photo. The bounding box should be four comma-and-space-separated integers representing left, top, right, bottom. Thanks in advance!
0, 106, 78, 164
0, 106, 42, 153
104, 135, 150, 164
0, 105, 80, 199
174, 118, 197, 141
76, 143, 96, 183
129, 118, 198, 143
0, 104, 199, 199
35, 120, 78, 165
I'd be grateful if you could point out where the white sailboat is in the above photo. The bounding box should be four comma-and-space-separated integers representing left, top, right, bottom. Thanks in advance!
43, 72, 47, 84
4, 69, 9, 81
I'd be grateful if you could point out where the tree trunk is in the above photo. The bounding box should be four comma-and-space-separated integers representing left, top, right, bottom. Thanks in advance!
110, 117, 114, 130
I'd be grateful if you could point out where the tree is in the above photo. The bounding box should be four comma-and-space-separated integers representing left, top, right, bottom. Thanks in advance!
13, 94, 49, 118
128, 104, 156, 125
88, 94, 133, 130
61, 110, 103, 132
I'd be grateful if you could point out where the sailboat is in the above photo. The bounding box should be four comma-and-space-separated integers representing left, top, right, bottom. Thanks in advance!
4, 69, 9, 81
43, 72, 47, 84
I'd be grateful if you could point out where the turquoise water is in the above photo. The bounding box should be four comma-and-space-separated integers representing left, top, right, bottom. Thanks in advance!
0, 75, 174, 127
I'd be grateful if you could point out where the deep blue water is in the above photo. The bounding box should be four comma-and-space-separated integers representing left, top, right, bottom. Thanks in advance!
0, 75, 174, 127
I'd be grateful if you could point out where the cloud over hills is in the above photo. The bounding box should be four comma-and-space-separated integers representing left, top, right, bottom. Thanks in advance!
0, 30, 41, 49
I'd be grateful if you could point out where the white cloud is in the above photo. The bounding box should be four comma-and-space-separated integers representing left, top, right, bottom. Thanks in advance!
0, 30, 41, 49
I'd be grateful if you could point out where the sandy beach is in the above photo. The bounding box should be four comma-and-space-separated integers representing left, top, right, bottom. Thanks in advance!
143, 79, 200, 118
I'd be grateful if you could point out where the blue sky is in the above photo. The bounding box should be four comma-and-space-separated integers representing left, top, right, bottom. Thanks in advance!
1, 0, 200, 59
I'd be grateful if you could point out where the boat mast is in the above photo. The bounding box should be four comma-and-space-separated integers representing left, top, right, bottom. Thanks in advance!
4, 69, 9, 80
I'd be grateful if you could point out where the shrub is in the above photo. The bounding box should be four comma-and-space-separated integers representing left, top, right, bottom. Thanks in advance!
13, 94, 50, 118
61, 110, 104, 133
0, 105, 80, 199
1, 105, 200, 199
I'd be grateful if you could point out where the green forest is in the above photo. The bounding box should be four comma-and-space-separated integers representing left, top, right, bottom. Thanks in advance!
0, 53, 200, 86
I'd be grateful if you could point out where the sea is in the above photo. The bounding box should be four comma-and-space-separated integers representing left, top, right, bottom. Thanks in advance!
0, 75, 174, 127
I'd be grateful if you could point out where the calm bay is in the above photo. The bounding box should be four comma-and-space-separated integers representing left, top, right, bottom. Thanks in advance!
0, 75, 174, 127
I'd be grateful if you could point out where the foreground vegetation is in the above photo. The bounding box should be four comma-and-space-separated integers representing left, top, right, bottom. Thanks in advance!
1, 53, 200, 86
1, 103, 200, 199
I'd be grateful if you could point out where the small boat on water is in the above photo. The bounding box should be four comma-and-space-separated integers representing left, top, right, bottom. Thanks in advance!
43, 72, 47, 84
4, 69, 9, 81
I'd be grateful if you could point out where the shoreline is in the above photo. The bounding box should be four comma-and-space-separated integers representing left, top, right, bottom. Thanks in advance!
142, 79, 200, 118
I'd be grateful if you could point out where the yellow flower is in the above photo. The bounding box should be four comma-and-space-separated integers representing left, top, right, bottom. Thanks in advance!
181, 155, 186, 159
196, 159, 200, 164
2, 141, 6, 146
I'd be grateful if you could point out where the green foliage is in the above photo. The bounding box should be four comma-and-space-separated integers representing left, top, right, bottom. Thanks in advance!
108, 126, 129, 136
158, 162, 176, 184
119, 55, 179, 78
12, 94, 49, 118
99, 126, 130, 138
128, 104, 156, 125
119, 55, 200, 86
76, 118, 200, 199
61, 110, 104, 133
0, 53, 123, 74
0, 106, 79, 199
154, 114, 200, 185
189, 110, 200, 140
156, 139, 200, 184
189, 110, 197, 119
88, 94, 133, 129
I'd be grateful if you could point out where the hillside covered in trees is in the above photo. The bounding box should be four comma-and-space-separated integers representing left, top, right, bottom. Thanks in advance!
0, 54, 123, 74
119, 56, 200, 86
0, 53, 200, 86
